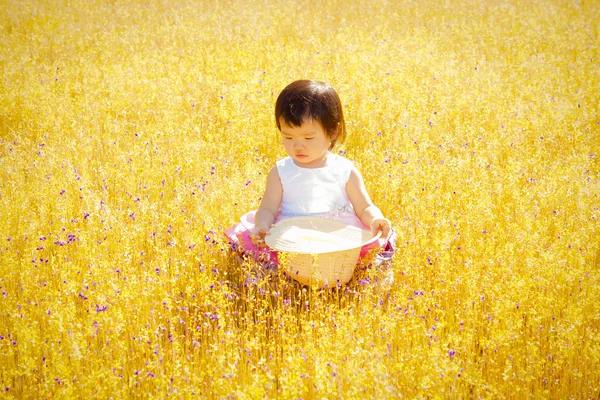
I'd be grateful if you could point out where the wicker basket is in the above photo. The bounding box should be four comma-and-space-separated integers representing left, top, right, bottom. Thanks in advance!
265, 217, 380, 287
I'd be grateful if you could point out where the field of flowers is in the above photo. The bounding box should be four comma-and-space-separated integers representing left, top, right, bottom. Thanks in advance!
1, 0, 599, 398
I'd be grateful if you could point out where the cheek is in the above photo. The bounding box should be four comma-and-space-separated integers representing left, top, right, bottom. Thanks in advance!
283, 141, 294, 151
314, 139, 327, 148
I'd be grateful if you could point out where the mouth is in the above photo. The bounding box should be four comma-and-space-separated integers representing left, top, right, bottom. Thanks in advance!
295, 153, 307, 158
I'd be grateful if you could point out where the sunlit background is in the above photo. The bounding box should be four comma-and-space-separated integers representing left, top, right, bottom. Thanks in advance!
1, 0, 598, 397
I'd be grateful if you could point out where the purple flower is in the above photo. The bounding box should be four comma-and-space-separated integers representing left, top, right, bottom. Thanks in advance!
95, 304, 108, 313
60, 190, 65, 195
448, 350, 455, 357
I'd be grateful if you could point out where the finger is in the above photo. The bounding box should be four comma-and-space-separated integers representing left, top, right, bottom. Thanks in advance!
383, 226, 391, 239
378, 222, 391, 238
250, 233, 263, 244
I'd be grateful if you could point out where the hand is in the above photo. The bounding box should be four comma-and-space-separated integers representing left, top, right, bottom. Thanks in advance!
371, 218, 391, 239
250, 224, 271, 247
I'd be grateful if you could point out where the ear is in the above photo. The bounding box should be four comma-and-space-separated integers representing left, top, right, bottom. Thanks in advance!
327, 125, 340, 150
329, 123, 340, 141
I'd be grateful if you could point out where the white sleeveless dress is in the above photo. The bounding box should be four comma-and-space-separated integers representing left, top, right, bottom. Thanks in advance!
274, 153, 364, 228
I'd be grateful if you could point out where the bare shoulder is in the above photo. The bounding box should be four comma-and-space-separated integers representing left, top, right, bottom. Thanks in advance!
346, 165, 373, 211
266, 165, 281, 183
347, 166, 366, 189
264, 165, 282, 196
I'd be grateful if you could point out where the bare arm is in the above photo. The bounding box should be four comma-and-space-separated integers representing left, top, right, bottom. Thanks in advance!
252, 166, 283, 245
346, 166, 391, 238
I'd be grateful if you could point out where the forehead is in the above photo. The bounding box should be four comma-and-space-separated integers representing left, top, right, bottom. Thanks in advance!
279, 118, 325, 133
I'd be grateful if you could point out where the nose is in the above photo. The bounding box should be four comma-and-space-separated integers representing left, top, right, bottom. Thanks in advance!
293, 140, 304, 149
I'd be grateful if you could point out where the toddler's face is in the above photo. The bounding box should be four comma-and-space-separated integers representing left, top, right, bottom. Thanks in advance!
279, 119, 332, 168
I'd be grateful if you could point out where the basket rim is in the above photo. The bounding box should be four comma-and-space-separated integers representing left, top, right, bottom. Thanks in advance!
265, 216, 381, 254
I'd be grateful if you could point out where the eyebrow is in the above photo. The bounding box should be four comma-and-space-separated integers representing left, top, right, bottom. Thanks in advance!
280, 130, 316, 136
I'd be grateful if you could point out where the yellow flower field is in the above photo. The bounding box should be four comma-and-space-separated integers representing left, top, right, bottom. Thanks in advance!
1, 0, 599, 397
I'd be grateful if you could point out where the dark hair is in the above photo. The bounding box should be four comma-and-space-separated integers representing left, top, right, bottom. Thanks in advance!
275, 80, 346, 149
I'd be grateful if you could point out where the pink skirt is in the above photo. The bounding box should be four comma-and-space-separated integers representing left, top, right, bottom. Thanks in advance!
224, 210, 389, 265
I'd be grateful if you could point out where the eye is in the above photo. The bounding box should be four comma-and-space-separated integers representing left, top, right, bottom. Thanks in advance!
305, 137, 314, 140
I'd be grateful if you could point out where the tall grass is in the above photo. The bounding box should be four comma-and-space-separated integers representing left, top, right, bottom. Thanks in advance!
1, 0, 599, 397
